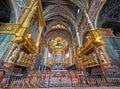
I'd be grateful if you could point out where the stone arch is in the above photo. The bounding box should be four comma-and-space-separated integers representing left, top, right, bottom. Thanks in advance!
97, 0, 120, 36
45, 29, 72, 45
46, 20, 69, 33
10, 0, 20, 23
0, 0, 16, 23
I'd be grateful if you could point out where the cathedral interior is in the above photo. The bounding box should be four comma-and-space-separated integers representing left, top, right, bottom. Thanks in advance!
0, 0, 120, 88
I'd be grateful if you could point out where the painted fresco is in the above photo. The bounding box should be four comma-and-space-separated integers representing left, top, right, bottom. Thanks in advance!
29, 18, 39, 43
0, 34, 14, 61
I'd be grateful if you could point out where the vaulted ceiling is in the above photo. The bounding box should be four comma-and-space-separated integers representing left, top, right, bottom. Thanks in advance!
0, 0, 87, 45
41, 0, 86, 44
42, 0, 79, 30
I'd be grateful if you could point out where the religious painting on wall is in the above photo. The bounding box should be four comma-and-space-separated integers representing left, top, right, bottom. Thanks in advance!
29, 17, 39, 43
0, 34, 14, 61
96, 46, 109, 64
5, 43, 21, 63
55, 50, 63, 62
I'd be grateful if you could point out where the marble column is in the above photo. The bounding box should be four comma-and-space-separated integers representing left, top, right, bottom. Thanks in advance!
76, 30, 82, 47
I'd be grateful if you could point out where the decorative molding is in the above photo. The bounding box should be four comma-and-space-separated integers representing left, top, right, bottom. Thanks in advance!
0, 23, 19, 34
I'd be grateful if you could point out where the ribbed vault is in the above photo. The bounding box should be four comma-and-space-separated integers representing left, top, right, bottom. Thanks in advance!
45, 29, 72, 44
41, 0, 85, 44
